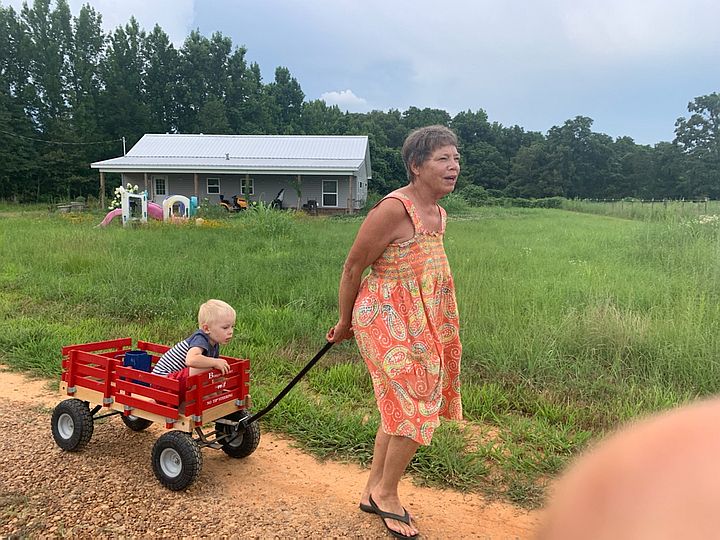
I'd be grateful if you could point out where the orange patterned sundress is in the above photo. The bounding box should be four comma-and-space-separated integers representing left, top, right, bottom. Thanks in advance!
352, 192, 462, 445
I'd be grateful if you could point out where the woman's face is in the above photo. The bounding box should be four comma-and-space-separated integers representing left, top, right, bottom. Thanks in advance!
412, 144, 460, 196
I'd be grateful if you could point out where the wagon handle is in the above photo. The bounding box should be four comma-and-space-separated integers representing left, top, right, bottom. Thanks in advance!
240, 341, 334, 428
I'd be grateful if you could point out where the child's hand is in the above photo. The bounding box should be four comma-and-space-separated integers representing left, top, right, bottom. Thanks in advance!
215, 358, 231, 374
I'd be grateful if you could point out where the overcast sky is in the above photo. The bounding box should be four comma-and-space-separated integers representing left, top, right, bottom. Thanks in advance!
5, 0, 720, 145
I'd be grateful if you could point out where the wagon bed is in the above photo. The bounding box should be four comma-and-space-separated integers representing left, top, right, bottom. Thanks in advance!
53, 337, 259, 490
59, 337, 251, 431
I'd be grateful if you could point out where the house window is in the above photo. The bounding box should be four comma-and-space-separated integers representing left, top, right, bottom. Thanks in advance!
241, 178, 254, 195
207, 178, 220, 194
154, 177, 166, 196
322, 180, 338, 207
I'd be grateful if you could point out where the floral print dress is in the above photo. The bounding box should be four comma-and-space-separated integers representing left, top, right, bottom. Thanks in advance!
352, 192, 462, 445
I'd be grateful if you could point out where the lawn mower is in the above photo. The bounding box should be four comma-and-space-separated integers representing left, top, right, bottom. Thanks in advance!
218, 194, 248, 212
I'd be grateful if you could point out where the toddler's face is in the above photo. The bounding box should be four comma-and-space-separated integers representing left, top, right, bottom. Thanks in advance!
205, 313, 235, 345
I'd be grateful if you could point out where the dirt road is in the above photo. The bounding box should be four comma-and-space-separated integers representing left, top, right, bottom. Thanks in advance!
0, 367, 541, 539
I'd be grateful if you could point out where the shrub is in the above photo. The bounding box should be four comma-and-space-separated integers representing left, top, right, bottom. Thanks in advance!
458, 184, 489, 206
360, 191, 383, 214
439, 192, 471, 213
196, 197, 229, 219
535, 197, 565, 209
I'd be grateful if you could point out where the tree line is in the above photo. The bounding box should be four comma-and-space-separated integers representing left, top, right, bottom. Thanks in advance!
1, 0, 718, 203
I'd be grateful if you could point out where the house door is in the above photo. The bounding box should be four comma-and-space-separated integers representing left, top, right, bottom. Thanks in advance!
151, 175, 167, 204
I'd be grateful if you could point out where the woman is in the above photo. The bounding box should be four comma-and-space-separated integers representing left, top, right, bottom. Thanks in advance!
327, 125, 463, 539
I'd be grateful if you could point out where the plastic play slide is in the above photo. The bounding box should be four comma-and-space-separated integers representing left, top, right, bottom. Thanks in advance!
98, 201, 164, 227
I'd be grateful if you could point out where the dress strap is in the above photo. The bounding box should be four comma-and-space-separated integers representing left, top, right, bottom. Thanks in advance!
379, 192, 423, 233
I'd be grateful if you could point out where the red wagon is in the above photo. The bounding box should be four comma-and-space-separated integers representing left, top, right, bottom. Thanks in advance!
50, 337, 260, 490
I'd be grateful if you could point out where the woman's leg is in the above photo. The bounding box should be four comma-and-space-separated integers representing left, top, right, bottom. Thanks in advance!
362, 426, 420, 537
360, 426, 391, 506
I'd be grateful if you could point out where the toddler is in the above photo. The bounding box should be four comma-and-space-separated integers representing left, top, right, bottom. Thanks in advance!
152, 299, 235, 400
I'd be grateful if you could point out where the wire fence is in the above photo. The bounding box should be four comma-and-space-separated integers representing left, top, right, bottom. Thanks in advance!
564, 198, 717, 222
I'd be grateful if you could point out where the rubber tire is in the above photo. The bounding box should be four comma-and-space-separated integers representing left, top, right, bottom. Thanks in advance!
217, 411, 261, 458
51, 399, 94, 451
151, 431, 202, 491
121, 414, 153, 432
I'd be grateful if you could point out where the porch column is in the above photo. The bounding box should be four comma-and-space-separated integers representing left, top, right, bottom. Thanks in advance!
194, 173, 199, 199
297, 174, 302, 210
143, 172, 148, 194
244, 174, 250, 199
99, 171, 105, 210
347, 175, 354, 214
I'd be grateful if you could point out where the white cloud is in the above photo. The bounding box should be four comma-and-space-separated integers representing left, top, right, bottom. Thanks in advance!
320, 89, 370, 112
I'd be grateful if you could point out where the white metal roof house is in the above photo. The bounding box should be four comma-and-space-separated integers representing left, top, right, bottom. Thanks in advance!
91, 134, 371, 214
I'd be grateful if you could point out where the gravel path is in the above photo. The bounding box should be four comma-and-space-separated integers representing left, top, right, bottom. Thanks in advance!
0, 369, 540, 539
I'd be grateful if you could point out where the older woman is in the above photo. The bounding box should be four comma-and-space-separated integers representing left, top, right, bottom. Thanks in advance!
328, 125, 462, 539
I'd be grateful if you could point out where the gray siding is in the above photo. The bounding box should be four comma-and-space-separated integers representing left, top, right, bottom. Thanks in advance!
120, 172, 363, 210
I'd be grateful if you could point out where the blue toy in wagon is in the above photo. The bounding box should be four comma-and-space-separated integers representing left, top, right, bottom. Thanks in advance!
50, 338, 332, 491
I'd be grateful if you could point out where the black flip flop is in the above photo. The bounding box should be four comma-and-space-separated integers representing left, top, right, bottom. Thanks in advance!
359, 502, 375, 513
369, 495, 419, 539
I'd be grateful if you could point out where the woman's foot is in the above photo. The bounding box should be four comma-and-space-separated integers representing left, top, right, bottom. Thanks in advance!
359, 493, 413, 519
368, 494, 418, 538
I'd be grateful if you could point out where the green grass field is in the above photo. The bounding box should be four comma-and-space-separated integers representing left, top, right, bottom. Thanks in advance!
2, 202, 720, 507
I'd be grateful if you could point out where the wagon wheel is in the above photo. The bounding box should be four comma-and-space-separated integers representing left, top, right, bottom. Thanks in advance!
121, 414, 153, 432
151, 431, 203, 491
217, 411, 261, 458
51, 399, 94, 451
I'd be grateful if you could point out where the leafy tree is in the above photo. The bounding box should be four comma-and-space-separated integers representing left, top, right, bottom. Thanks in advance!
402, 106, 451, 130
98, 17, 149, 146
300, 99, 345, 135
652, 142, 685, 199
457, 140, 508, 190
506, 141, 566, 198
197, 98, 231, 134
231, 61, 273, 134
545, 116, 615, 198
609, 137, 653, 198
144, 24, 178, 132
674, 93, 720, 197
0, 4, 38, 200
675, 93, 720, 158
266, 66, 304, 133
452, 109, 492, 145
175, 30, 211, 132
21, 0, 72, 127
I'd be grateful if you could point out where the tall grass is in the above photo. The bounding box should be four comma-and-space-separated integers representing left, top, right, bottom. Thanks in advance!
2, 205, 720, 506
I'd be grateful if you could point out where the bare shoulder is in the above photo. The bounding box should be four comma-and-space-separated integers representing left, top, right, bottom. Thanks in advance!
358, 196, 413, 245
367, 196, 408, 221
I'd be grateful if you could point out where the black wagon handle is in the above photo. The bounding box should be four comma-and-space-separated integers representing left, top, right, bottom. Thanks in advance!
240, 341, 334, 428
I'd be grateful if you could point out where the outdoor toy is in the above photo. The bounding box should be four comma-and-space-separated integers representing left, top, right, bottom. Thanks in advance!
98, 197, 163, 227
51, 338, 332, 490
99, 194, 197, 227
121, 190, 148, 226
162, 195, 190, 220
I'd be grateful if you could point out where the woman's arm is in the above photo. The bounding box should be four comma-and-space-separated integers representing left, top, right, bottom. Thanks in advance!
327, 198, 412, 343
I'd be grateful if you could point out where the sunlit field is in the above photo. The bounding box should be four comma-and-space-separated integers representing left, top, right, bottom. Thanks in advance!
2, 203, 720, 506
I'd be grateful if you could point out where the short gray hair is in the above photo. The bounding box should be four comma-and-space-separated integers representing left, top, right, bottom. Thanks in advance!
401, 125, 458, 182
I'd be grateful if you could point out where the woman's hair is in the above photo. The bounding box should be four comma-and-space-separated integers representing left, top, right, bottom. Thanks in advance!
401, 125, 458, 182
198, 299, 236, 326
